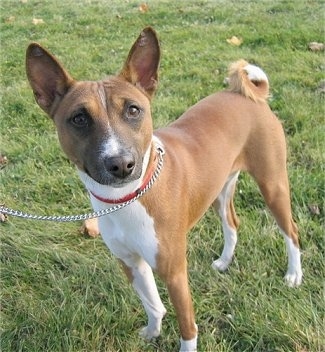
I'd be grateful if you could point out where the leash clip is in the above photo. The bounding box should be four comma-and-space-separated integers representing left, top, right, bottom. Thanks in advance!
156, 145, 165, 156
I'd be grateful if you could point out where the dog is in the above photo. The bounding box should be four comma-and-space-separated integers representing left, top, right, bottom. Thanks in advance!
25, 27, 302, 352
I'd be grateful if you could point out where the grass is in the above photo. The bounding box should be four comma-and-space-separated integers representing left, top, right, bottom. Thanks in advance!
0, 0, 324, 351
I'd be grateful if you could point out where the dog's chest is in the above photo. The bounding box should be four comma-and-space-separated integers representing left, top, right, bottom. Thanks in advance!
92, 198, 159, 269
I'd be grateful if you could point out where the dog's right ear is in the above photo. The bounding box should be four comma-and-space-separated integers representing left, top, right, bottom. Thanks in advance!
26, 43, 74, 116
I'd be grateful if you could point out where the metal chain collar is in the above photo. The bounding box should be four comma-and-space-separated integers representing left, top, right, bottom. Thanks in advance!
0, 146, 165, 222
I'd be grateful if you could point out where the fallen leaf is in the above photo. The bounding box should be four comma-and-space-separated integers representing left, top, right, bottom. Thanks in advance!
317, 80, 325, 94
139, 3, 149, 13
79, 219, 100, 238
226, 36, 243, 46
32, 18, 45, 25
0, 155, 8, 169
308, 42, 324, 51
308, 204, 320, 216
0, 213, 8, 223
5, 16, 15, 23
0, 207, 8, 223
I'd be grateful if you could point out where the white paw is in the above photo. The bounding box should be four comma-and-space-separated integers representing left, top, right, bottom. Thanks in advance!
139, 326, 160, 340
180, 333, 198, 351
212, 258, 231, 272
284, 270, 303, 287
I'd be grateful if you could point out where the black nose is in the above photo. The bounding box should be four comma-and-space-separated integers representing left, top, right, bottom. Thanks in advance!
104, 154, 135, 179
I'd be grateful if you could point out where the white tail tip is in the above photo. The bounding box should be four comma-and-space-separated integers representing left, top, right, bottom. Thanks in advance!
244, 64, 268, 83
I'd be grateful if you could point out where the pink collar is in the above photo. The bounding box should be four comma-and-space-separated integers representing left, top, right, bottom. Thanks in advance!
89, 156, 157, 204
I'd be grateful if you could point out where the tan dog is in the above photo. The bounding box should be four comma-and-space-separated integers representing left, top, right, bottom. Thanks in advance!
26, 27, 302, 351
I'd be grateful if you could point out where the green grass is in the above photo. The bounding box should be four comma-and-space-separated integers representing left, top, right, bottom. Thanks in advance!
0, 0, 324, 351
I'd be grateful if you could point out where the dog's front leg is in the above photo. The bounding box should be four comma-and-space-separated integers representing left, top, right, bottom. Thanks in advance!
159, 261, 198, 352
120, 256, 167, 339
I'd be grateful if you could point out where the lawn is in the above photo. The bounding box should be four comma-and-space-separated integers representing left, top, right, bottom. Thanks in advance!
0, 0, 324, 351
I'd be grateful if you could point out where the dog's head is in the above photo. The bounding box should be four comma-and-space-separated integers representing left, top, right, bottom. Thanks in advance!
26, 27, 160, 187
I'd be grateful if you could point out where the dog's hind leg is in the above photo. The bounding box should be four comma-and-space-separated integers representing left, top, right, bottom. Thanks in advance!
256, 177, 302, 287
246, 128, 302, 286
212, 171, 240, 272
120, 256, 167, 339
246, 115, 302, 286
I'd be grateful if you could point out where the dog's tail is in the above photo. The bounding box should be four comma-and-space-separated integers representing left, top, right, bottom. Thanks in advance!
227, 59, 269, 103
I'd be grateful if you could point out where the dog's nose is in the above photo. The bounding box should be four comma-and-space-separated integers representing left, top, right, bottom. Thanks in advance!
104, 154, 135, 179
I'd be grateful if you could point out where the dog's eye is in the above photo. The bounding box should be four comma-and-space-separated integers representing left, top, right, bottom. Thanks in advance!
127, 105, 141, 118
70, 113, 89, 127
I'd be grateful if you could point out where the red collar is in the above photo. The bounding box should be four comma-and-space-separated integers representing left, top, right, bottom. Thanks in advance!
89, 156, 157, 204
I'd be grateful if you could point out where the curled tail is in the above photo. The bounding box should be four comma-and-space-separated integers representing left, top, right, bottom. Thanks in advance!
227, 59, 269, 103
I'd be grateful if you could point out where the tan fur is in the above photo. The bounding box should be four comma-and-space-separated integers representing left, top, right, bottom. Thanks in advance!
228, 59, 269, 102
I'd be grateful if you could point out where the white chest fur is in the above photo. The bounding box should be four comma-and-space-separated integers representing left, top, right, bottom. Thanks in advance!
90, 196, 159, 269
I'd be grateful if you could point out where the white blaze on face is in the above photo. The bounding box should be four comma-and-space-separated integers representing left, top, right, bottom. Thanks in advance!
97, 84, 123, 158
100, 132, 123, 158
97, 84, 107, 111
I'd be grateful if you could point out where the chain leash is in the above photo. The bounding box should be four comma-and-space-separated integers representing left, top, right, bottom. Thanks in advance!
0, 147, 165, 222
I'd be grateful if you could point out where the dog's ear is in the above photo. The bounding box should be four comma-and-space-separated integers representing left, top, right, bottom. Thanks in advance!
26, 43, 74, 116
119, 27, 160, 98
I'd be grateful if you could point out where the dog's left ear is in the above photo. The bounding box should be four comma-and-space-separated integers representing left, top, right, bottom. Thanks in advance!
119, 27, 160, 98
